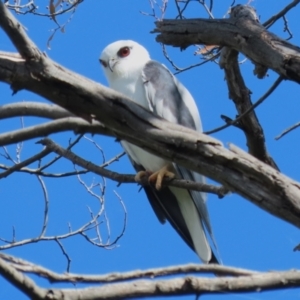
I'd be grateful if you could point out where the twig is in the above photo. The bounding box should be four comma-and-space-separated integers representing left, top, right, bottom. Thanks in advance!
0, 148, 52, 179
110, 191, 127, 247
6, 0, 83, 17
263, 0, 300, 28
162, 44, 220, 75
37, 175, 49, 238
38, 138, 228, 197
205, 76, 284, 135
55, 239, 72, 272
282, 15, 293, 40
39, 133, 84, 171
275, 121, 300, 140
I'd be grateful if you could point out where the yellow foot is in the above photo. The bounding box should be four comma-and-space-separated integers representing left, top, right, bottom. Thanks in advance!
148, 163, 176, 190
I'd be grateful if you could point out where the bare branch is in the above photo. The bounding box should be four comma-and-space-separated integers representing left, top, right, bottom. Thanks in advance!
0, 1, 300, 246
0, 117, 110, 147
0, 253, 257, 283
275, 121, 300, 140
49, 272, 300, 299
55, 239, 72, 272
154, 6, 300, 83
38, 138, 228, 197
161, 43, 220, 75
0, 2, 41, 59
5, 0, 83, 18
0, 102, 73, 119
263, 0, 300, 28
204, 75, 283, 135
0, 257, 45, 299
0, 147, 51, 179
36, 175, 49, 238
38, 133, 84, 171
217, 47, 279, 169
3, 252, 300, 299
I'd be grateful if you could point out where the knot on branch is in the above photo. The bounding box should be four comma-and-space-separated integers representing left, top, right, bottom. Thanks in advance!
230, 5, 259, 23
253, 63, 268, 79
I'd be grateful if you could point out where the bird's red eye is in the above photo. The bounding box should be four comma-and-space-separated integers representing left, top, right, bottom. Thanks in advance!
118, 47, 130, 58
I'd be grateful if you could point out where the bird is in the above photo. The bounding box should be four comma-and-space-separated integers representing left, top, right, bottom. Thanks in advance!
99, 40, 218, 263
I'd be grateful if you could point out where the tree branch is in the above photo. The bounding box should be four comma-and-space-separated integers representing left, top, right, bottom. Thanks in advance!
0, 253, 257, 283
0, 257, 45, 299
39, 138, 227, 197
263, 0, 300, 28
2, 253, 300, 299
0, 117, 110, 146
219, 47, 279, 169
0, 147, 51, 179
154, 5, 300, 83
0, 102, 72, 119
50, 271, 300, 299
1, 3, 300, 232
0, 2, 41, 60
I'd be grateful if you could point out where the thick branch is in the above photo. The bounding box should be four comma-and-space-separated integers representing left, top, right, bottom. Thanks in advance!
1, 3, 300, 228
24, 270, 300, 299
2, 252, 300, 299
219, 48, 278, 169
0, 253, 257, 283
154, 5, 300, 83
0, 257, 45, 299
0, 1, 41, 59
0, 102, 73, 119
0, 117, 110, 146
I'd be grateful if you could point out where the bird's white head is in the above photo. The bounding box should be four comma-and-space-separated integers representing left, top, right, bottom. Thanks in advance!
99, 40, 150, 84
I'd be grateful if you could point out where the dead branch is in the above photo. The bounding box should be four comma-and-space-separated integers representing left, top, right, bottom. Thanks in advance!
0, 102, 73, 119
219, 47, 278, 169
154, 5, 300, 83
1, 253, 300, 299
276, 121, 300, 140
39, 138, 227, 197
263, 0, 300, 28
0, 2, 300, 228
0, 147, 51, 179
0, 117, 110, 146
0, 253, 259, 283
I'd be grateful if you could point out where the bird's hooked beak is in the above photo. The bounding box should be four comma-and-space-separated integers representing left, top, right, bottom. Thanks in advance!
100, 57, 119, 73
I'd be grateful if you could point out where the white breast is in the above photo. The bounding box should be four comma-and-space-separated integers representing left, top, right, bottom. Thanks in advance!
110, 71, 168, 172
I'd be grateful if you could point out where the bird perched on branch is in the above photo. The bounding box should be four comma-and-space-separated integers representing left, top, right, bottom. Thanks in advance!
100, 40, 218, 263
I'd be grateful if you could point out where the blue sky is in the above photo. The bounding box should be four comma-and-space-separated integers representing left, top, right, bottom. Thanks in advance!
1, 1, 300, 299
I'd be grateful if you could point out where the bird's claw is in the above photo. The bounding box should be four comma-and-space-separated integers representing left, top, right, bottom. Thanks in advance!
135, 164, 175, 190
148, 164, 176, 190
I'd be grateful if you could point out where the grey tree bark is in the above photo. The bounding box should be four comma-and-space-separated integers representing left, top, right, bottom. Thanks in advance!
1, 2, 300, 299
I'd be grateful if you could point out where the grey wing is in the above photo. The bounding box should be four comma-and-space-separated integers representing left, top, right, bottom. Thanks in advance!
142, 60, 202, 131
127, 155, 198, 252
142, 61, 218, 262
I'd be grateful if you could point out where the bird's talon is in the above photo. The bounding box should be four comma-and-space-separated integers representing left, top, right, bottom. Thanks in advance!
148, 164, 176, 190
